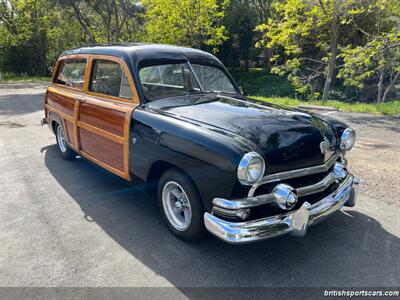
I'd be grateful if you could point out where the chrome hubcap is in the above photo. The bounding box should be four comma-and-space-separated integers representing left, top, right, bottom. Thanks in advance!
162, 181, 192, 231
57, 125, 67, 153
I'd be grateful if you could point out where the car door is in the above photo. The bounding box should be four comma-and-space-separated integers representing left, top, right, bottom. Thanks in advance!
46, 56, 88, 151
76, 55, 140, 181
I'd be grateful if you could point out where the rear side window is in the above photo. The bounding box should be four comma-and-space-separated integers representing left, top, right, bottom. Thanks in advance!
89, 60, 133, 99
55, 59, 87, 90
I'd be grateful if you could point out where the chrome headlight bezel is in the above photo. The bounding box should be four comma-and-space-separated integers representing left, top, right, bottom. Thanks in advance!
237, 151, 265, 186
340, 128, 356, 151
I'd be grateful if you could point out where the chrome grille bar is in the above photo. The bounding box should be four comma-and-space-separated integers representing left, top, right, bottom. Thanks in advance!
248, 153, 340, 197
213, 168, 344, 210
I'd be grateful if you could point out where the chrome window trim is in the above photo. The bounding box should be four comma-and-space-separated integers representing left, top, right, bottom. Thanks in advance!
248, 153, 340, 197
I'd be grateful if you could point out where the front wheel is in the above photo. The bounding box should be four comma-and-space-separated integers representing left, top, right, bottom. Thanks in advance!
158, 168, 206, 241
55, 123, 75, 160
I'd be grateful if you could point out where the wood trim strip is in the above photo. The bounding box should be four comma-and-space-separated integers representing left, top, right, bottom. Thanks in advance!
81, 96, 136, 111
77, 121, 124, 144
47, 85, 85, 98
123, 109, 133, 179
80, 151, 128, 180
73, 99, 81, 150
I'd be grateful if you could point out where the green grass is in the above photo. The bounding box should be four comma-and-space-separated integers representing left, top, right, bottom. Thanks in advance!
0, 75, 51, 83
251, 96, 400, 116
230, 69, 296, 98
230, 69, 399, 116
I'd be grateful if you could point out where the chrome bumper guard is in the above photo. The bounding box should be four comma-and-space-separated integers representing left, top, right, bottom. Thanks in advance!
204, 174, 359, 244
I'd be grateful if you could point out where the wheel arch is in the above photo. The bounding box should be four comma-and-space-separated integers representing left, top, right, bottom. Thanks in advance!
48, 111, 63, 134
146, 161, 201, 201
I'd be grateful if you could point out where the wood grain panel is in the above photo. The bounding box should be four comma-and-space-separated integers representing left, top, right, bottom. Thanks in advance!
79, 128, 124, 171
47, 90, 76, 117
65, 120, 76, 146
45, 104, 74, 122
77, 121, 124, 144
79, 102, 125, 136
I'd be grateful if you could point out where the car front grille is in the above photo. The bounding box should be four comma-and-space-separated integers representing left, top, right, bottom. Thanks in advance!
218, 153, 345, 222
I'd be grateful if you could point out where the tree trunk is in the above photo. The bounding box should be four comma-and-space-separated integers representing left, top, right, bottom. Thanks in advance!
322, 21, 338, 101
321, 50, 337, 101
377, 67, 384, 103
382, 72, 399, 103
263, 47, 272, 73
68, 1, 96, 43
244, 58, 249, 72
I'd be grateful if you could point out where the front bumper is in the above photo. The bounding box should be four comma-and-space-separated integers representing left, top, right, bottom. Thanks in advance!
204, 174, 358, 244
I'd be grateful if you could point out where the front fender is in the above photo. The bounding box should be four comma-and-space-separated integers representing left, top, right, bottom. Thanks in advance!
129, 108, 251, 209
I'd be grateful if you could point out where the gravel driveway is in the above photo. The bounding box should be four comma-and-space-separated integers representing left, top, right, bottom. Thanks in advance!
0, 85, 399, 291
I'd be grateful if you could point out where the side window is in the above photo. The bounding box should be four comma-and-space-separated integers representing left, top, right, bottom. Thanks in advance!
55, 59, 87, 89
89, 60, 133, 99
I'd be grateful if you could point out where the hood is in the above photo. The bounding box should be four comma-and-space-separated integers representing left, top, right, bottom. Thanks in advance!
147, 95, 340, 173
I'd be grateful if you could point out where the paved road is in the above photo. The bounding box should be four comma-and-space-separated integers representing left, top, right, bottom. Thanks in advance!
0, 85, 399, 289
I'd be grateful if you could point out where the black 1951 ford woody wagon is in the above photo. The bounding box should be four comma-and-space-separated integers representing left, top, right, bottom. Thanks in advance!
42, 43, 360, 244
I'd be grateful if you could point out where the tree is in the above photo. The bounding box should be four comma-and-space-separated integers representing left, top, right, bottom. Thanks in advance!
141, 0, 229, 52
257, 0, 369, 101
250, 0, 277, 72
0, 0, 80, 75
338, 0, 400, 103
221, 0, 257, 70
61, 0, 144, 43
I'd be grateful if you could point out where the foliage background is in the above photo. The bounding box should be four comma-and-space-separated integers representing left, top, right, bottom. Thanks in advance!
0, 0, 399, 103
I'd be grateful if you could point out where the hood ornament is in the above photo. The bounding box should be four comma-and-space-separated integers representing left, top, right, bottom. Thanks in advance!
320, 140, 331, 154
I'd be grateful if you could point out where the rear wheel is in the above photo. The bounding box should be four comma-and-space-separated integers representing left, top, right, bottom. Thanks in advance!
55, 123, 75, 160
158, 168, 206, 241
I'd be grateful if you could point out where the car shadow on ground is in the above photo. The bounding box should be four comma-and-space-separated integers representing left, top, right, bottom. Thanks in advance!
42, 144, 400, 288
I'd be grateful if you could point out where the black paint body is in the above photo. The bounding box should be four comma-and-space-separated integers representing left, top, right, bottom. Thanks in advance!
64, 44, 348, 210
130, 95, 347, 210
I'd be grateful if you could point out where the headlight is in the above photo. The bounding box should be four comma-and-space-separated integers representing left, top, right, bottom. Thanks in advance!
340, 128, 356, 151
237, 152, 265, 186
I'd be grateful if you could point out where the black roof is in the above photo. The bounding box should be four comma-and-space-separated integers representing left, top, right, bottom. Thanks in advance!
62, 43, 224, 70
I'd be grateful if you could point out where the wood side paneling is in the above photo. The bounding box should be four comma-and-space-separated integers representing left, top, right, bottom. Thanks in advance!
47, 53, 139, 181
65, 120, 76, 146
79, 102, 125, 136
47, 89, 76, 117
79, 128, 124, 171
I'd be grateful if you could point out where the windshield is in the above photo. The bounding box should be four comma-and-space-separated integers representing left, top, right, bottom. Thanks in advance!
139, 63, 237, 101
191, 64, 237, 94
